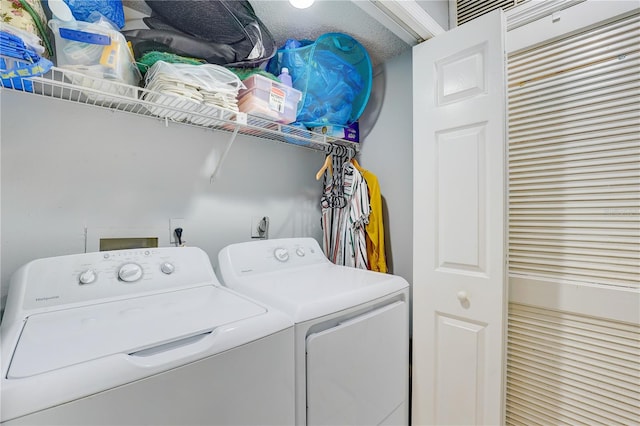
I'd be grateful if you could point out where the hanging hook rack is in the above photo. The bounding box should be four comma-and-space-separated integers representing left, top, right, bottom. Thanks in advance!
347, 146, 355, 161
330, 144, 345, 157
318, 143, 350, 209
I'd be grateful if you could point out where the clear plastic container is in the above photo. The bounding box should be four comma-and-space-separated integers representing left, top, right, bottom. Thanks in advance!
237, 74, 302, 124
48, 18, 141, 90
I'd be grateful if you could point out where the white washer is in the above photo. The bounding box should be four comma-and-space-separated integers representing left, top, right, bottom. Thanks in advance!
1, 247, 295, 425
218, 238, 410, 426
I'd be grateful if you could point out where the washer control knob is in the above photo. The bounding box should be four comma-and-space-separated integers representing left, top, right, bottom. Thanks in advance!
274, 247, 289, 262
295, 247, 306, 257
79, 269, 97, 285
118, 263, 143, 282
160, 262, 175, 275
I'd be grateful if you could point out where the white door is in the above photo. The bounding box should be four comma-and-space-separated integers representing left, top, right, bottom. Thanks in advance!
412, 9, 507, 426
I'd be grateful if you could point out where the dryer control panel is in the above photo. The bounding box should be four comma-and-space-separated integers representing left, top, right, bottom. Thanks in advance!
8, 247, 218, 314
218, 238, 329, 277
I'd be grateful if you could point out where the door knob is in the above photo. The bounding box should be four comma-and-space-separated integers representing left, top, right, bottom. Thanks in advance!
457, 290, 469, 302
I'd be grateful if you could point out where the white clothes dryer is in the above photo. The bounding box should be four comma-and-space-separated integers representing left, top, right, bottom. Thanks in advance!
218, 238, 410, 426
1, 247, 295, 425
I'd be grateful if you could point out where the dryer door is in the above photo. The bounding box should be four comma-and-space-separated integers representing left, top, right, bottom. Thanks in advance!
306, 300, 409, 426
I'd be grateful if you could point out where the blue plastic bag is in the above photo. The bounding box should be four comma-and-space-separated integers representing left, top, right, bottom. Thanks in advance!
267, 33, 372, 128
63, 0, 125, 28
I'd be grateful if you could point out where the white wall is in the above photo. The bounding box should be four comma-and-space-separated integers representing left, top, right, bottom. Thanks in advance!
0, 45, 415, 314
0, 90, 325, 311
358, 49, 413, 284
418, 0, 450, 30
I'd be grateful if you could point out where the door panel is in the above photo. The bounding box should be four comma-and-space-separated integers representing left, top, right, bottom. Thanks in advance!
435, 315, 487, 424
436, 124, 487, 273
412, 9, 507, 426
436, 43, 488, 105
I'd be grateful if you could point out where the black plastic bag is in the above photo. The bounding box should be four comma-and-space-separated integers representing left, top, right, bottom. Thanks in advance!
123, 0, 276, 68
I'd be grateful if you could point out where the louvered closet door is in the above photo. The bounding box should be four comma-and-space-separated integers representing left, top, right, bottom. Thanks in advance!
506, 4, 639, 425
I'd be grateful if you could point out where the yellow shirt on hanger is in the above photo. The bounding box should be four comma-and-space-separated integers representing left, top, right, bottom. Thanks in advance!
351, 159, 388, 273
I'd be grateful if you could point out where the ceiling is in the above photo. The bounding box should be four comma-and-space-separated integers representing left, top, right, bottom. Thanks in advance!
123, 0, 450, 68
250, 0, 409, 67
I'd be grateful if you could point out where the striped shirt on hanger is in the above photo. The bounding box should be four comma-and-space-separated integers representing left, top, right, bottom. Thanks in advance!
321, 160, 370, 269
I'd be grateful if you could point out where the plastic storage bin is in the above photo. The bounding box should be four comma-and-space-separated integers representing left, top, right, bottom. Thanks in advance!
237, 74, 302, 124
48, 17, 141, 97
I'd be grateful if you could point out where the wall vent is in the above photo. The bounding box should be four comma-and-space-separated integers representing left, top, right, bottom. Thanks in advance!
456, 0, 523, 26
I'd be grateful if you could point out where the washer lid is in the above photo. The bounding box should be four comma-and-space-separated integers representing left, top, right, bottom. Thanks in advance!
7, 285, 265, 379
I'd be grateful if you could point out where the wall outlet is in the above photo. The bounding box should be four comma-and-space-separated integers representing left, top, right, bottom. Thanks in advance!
170, 218, 186, 245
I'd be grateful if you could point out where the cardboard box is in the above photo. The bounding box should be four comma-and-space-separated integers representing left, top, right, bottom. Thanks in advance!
310, 122, 360, 143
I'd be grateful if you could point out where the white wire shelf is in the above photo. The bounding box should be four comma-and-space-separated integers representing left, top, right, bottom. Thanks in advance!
2, 66, 360, 155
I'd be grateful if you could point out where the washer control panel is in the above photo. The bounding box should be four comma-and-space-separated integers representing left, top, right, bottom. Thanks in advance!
16, 247, 217, 312
73, 250, 177, 287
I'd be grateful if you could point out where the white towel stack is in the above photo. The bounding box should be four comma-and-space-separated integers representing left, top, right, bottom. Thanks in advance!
143, 61, 244, 124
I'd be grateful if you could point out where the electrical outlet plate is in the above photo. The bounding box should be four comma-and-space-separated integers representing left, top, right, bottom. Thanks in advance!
170, 218, 185, 245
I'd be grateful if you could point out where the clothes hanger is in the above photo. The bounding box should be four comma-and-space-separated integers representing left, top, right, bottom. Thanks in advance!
316, 154, 333, 180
